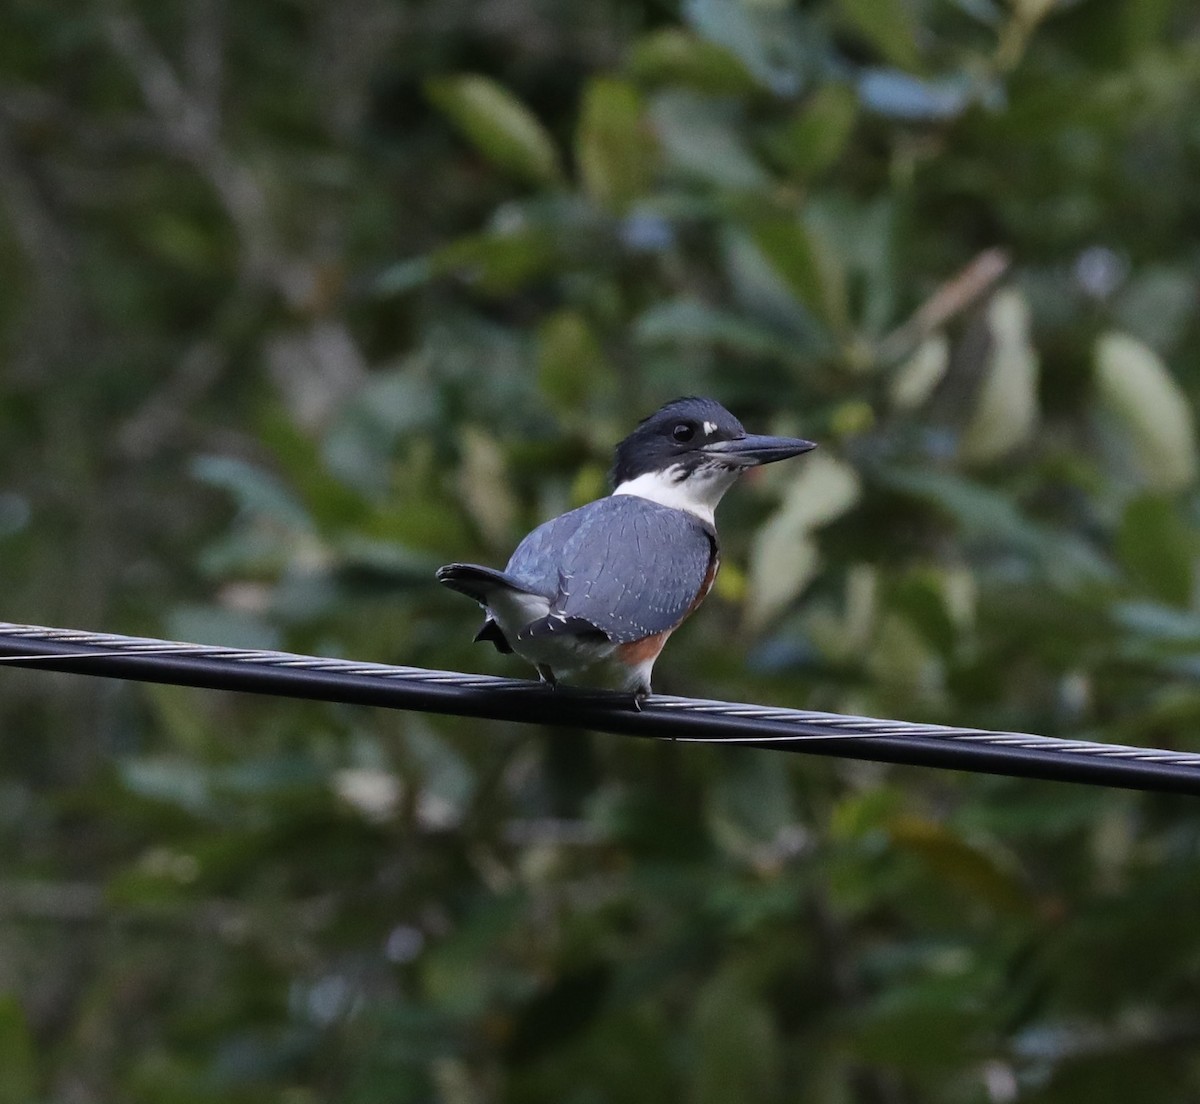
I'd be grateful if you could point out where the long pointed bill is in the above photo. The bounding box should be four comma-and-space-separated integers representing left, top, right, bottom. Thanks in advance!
702, 434, 818, 467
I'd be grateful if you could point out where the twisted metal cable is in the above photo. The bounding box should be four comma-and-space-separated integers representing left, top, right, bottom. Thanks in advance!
0, 621, 1197, 794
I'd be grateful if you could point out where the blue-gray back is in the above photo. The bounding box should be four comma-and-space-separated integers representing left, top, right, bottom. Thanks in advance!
505, 496, 715, 643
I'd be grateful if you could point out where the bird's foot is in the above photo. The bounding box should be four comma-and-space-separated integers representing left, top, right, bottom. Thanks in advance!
536, 664, 558, 689
534, 682, 645, 711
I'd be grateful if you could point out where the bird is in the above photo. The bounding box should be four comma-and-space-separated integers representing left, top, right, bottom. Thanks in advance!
436, 397, 816, 699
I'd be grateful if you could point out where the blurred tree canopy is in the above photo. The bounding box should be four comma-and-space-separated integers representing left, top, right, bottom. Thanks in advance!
3, 0, 1200, 1100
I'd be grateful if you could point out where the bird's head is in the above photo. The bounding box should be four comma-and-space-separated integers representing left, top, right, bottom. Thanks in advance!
610, 397, 816, 523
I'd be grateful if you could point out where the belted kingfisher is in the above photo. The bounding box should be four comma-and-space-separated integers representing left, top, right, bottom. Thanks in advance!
436, 397, 816, 698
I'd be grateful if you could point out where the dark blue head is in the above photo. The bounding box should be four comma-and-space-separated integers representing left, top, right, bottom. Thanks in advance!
610, 397, 816, 487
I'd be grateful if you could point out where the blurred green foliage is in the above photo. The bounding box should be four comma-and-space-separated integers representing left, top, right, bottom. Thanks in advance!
3, 0, 1200, 1100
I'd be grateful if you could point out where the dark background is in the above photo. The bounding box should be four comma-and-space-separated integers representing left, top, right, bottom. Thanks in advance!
3, 0, 1200, 1100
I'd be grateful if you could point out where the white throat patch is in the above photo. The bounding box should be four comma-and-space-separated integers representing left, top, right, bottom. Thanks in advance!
612, 463, 740, 526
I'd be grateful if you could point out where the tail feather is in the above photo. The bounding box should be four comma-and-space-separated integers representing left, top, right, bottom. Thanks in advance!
436, 563, 541, 605
474, 618, 514, 654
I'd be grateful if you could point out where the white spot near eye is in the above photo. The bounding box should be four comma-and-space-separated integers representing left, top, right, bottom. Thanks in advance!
702, 421, 717, 435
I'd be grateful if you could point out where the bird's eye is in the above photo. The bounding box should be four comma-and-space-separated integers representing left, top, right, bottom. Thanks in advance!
672, 423, 695, 443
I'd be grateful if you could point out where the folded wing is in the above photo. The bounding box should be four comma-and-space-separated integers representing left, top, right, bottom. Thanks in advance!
507, 496, 716, 644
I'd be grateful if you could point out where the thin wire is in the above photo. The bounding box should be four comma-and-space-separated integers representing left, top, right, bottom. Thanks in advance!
0, 621, 1197, 794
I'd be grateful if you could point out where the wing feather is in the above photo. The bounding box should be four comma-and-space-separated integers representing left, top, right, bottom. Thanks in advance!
507, 497, 715, 644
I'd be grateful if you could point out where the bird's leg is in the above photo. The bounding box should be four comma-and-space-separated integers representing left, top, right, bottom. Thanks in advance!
530, 668, 645, 711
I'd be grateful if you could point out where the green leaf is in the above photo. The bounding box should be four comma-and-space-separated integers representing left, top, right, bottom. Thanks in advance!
890, 570, 961, 657
748, 212, 848, 333
456, 427, 516, 546
650, 89, 768, 191
889, 816, 1033, 914
165, 605, 282, 650
0, 997, 36, 1104
866, 611, 940, 698
707, 748, 796, 856
142, 684, 219, 753
120, 756, 212, 815
1113, 266, 1197, 353
142, 212, 222, 274
435, 226, 560, 294
1096, 331, 1198, 492
836, 0, 921, 71
881, 468, 1115, 586
404, 721, 476, 828
960, 290, 1040, 464
576, 78, 656, 210
746, 453, 861, 629
372, 255, 434, 297
691, 967, 781, 1104
766, 84, 858, 179
1113, 601, 1200, 648
853, 980, 981, 1070
634, 298, 799, 361
890, 333, 949, 410
426, 74, 563, 186
421, 892, 527, 1017
808, 193, 897, 339
332, 535, 438, 582
685, 0, 819, 96
191, 455, 314, 532
538, 309, 610, 410
858, 67, 970, 120
1117, 495, 1194, 607
322, 369, 439, 494
834, 563, 883, 660
721, 229, 830, 347
627, 28, 758, 95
